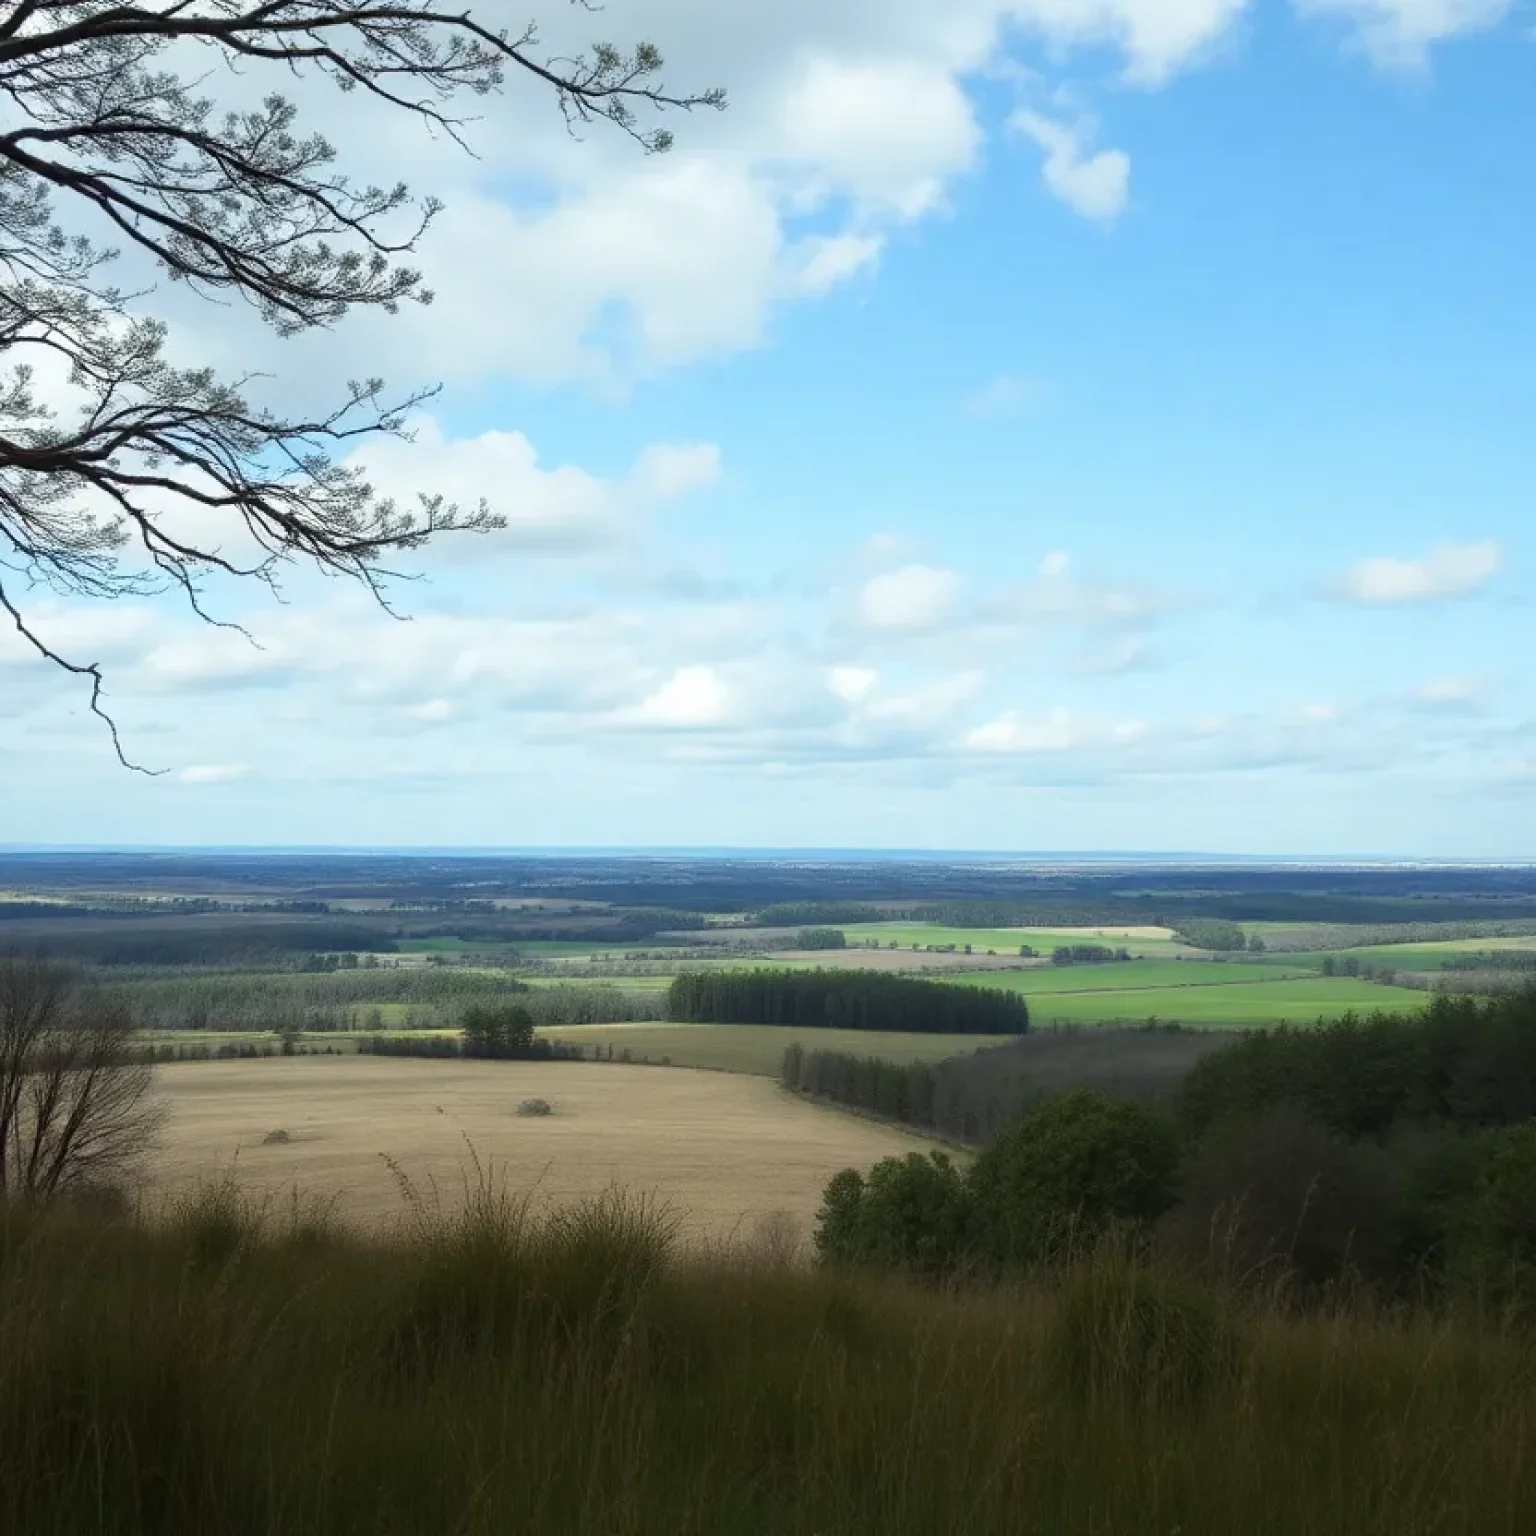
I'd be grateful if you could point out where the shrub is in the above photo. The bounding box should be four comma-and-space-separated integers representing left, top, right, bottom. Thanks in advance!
969, 1091, 1179, 1268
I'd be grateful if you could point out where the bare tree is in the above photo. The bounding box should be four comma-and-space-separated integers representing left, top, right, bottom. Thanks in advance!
0, 3, 725, 765
0, 955, 161, 1202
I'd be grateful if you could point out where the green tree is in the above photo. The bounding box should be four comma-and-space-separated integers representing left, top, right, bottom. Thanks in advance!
813, 1152, 973, 1277
969, 1091, 1180, 1267
460, 1002, 535, 1059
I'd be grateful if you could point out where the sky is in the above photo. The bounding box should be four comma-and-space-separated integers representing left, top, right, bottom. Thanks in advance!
1, 0, 1534, 856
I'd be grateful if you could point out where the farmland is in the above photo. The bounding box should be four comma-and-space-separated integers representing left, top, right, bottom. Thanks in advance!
147, 1056, 944, 1236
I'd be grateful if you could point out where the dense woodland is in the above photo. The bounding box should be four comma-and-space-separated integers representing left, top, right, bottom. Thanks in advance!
667, 969, 1030, 1034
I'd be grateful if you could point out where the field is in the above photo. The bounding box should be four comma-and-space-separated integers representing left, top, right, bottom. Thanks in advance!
147, 1056, 948, 1235
956, 973, 1431, 1026
839, 922, 1189, 955
1276, 936, 1536, 971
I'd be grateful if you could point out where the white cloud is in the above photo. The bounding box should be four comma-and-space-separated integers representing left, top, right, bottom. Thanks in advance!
1009, 108, 1131, 223
828, 665, 880, 703
859, 564, 965, 631
622, 666, 733, 729
964, 706, 1147, 754
963, 374, 1040, 420
1298, 701, 1343, 723
1038, 550, 1072, 581
346, 417, 721, 558
1293, 0, 1515, 67
1009, 0, 1254, 86
1411, 674, 1489, 708
1333, 540, 1502, 604
178, 764, 249, 785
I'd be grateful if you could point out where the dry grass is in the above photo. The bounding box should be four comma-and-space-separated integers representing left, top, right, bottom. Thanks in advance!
145, 1056, 946, 1238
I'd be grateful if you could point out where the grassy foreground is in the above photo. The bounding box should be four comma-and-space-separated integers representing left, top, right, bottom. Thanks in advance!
2, 1176, 1532, 1536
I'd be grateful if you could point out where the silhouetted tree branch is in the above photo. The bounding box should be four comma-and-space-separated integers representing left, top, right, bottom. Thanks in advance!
0, 3, 725, 765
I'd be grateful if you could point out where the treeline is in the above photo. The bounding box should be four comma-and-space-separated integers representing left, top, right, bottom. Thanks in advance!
1441, 949, 1536, 972
357, 1034, 584, 1062
816, 988, 1536, 1312
4, 921, 399, 967
911, 900, 1152, 928
1052, 945, 1131, 964
1171, 920, 1251, 952
785, 1027, 1227, 1142
1260, 918, 1536, 953
667, 969, 1029, 1035
755, 902, 891, 926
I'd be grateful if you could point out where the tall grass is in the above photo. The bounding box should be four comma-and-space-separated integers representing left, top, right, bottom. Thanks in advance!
1, 1172, 1532, 1535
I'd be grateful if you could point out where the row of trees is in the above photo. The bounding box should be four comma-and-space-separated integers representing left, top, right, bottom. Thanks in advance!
667, 970, 1029, 1035
1171, 921, 1253, 952
793, 928, 848, 951
755, 903, 890, 926
784, 1028, 1224, 1143
1051, 945, 1131, 965
816, 989, 1536, 1311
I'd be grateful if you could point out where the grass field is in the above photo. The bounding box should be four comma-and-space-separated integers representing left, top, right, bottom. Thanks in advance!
147, 1056, 947, 1234
944, 958, 1315, 994
838, 922, 1188, 956
1275, 936, 1536, 971
957, 974, 1431, 1026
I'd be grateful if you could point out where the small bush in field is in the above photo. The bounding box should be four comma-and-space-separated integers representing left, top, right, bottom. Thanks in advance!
515, 1098, 552, 1117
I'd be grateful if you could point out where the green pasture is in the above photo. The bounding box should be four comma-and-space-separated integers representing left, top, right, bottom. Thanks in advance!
534, 1023, 1007, 1077
982, 975, 1430, 1028
1275, 936, 1536, 972
949, 958, 1316, 996
836, 922, 1187, 956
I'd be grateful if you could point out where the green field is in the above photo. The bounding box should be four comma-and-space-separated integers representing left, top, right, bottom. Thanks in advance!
534, 1023, 1007, 1076
946, 959, 1314, 995
964, 975, 1431, 1027
1275, 937, 1536, 971
837, 922, 1188, 956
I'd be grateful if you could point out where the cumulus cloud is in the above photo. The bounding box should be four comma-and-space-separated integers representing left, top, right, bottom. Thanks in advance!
1332, 540, 1502, 604
621, 666, 733, 729
963, 706, 1146, 754
1009, 108, 1131, 223
346, 418, 721, 558
1293, 0, 1515, 67
178, 764, 250, 785
828, 665, 880, 702
859, 565, 965, 631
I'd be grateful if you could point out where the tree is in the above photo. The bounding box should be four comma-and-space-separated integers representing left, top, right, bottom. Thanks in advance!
0, 956, 160, 1202
460, 1000, 534, 1058
0, 2, 724, 766
968, 1090, 1180, 1268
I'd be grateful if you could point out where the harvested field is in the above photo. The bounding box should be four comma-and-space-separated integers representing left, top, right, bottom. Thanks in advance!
146, 1056, 947, 1237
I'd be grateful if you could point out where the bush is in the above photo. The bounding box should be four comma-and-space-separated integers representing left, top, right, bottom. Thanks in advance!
813, 1152, 974, 1278
968, 1091, 1179, 1268
1442, 1123, 1536, 1319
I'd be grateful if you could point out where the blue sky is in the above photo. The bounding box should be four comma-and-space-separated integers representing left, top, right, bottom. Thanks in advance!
2, 0, 1533, 855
